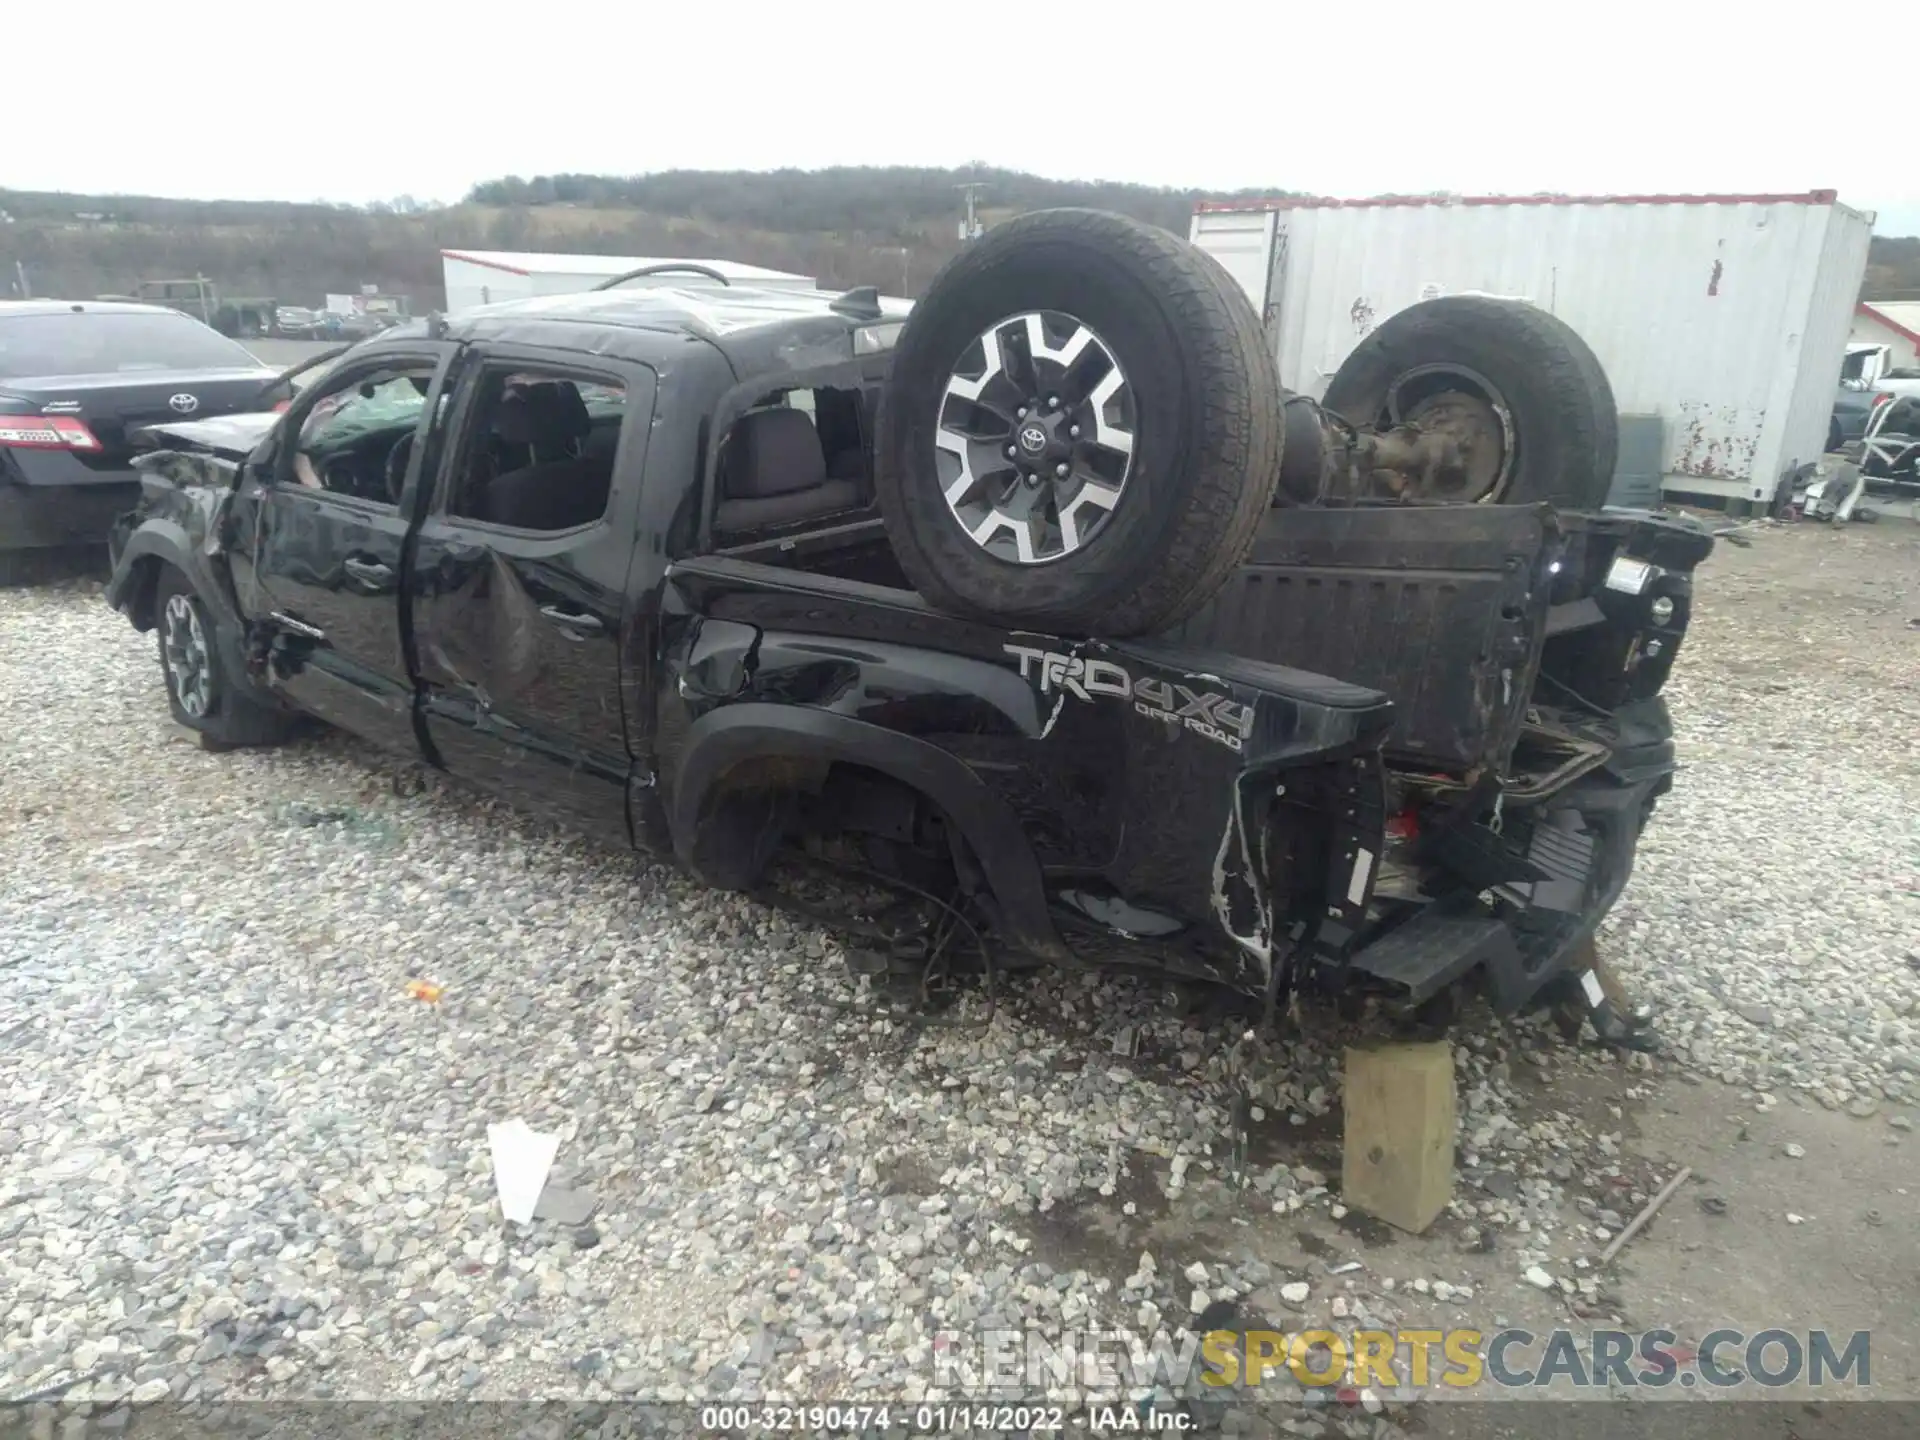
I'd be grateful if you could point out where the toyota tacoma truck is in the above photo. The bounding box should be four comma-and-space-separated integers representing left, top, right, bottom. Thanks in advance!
103, 211, 1710, 1035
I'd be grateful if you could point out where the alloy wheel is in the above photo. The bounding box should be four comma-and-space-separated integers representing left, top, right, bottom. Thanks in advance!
934, 310, 1136, 564
161, 593, 213, 719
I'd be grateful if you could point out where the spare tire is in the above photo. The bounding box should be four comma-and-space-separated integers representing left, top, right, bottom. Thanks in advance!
1321, 296, 1619, 508
874, 209, 1283, 636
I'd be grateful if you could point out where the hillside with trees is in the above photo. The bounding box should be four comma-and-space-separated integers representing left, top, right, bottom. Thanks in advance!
1863, 235, 1920, 302
3, 168, 1917, 312
0, 167, 1282, 310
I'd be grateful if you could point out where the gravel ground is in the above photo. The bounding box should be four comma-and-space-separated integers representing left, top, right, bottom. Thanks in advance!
1602, 520, 1920, 1106
2, 520, 1915, 1427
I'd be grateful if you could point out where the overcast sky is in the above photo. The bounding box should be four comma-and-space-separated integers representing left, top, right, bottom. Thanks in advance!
23, 1, 1919, 238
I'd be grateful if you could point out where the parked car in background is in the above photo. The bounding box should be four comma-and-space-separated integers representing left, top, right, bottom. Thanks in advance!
1830, 341, 1920, 451
274, 305, 323, 338
0, 301, 278, 575
314, 311, 396, 342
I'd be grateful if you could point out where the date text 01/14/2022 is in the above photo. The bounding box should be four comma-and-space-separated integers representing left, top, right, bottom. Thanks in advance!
697, 1405, 1190, 1432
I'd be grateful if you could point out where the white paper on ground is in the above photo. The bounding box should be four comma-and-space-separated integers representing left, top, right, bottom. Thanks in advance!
487, 1119, 560, 1224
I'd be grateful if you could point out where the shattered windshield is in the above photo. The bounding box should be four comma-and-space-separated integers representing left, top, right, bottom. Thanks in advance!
299, 373, 428, 455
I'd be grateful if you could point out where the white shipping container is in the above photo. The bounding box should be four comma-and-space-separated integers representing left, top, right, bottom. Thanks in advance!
1190, 192, 1874, 506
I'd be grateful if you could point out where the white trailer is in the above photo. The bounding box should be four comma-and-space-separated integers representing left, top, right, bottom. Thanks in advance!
1191, 192, 1874, 507
441, 250, 818, 314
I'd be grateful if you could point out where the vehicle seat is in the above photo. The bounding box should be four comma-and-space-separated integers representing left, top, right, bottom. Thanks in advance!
825, 446, 867, 483
813, 387, 870, 488
479, 383, 612, 531
714, 408, 861, 533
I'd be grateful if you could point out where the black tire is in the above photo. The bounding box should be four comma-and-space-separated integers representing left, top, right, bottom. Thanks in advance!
874, 209, 1283, 636
153, 566, 299, 750
1322, 296, 1619, 509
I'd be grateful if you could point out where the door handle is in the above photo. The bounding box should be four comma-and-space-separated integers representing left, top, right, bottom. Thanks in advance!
540, 604, 603, 636
342, 556, 394, 589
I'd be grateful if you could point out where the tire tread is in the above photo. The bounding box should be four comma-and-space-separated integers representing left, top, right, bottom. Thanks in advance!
876, 209, 1283, 637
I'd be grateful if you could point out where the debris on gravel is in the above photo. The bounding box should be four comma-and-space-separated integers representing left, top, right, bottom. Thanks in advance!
2, 520, 1914, 1410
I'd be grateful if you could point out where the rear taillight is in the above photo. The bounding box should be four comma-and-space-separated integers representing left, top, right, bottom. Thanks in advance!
272, 399, 292, 413
0, 416, 102, 450
1873, 392, 1894, 408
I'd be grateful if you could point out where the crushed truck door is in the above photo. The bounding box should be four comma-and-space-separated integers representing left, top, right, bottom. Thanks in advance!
405, 345, 657, 847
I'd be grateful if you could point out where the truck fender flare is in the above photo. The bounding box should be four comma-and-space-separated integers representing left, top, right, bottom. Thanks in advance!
669, 703, 1066, 960
107, 519, 200, 630
108, 521, 257, 692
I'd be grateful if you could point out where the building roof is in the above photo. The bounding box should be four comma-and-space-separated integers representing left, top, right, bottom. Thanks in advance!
1195, 190, 1847, 214
1858, 301, 1920, 346
440, 248, 813, 284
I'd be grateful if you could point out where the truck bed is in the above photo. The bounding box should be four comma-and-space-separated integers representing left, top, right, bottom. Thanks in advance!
717, 501, 1709, 788
1164, 504, 1559, 772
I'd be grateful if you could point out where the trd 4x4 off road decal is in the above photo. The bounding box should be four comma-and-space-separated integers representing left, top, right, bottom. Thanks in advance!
1004, 644, 1254, 752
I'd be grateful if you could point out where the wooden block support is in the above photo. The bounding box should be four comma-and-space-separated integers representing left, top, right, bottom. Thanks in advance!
1342, 1041, 1456, 1234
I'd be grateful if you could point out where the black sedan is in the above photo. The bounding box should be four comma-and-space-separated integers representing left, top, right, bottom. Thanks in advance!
0, 301, 278, 569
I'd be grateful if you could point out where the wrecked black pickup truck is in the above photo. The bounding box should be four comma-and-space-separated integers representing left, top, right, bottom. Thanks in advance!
105, 211, 1711, 1034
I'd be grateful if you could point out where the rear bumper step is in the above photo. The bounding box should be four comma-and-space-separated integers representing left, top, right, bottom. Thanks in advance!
1346, 908, 1521, 1007
1342, 770, 1661, 1015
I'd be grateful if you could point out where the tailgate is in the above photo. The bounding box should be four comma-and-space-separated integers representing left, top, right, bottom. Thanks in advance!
1164, 504, 1558, 771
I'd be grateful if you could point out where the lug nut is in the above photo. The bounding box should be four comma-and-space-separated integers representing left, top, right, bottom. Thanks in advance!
1015, 406, 1028, 419
1046, 394, 1060, 408
1069, 424, 1081, 438
1024, 471, 1040, 487
1005, 444, 1018, 458
1055, 462, 1070, 478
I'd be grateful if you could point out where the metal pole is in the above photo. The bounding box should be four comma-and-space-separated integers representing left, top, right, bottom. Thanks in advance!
13, 260, 28, 300
954, 179, 988, 243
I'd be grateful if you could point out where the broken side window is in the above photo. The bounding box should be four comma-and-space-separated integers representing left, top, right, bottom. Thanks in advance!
711, 384, 870, 540
445, 367, 626, 534
288, 363, 436, 506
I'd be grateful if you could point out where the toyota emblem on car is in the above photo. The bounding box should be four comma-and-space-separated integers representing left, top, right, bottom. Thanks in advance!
168, 393, 200, 414
1017, 423, 1047, 453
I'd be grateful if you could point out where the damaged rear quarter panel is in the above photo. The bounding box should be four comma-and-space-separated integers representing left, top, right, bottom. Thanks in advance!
1009, 637, 1392, 987
662, 555, 1394, 991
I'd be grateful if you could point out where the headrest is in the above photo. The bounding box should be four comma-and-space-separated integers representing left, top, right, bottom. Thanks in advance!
493, 391, 537, 446
720, 407, 826, 499
493, 381, 591, 453
523, 381, 590, 444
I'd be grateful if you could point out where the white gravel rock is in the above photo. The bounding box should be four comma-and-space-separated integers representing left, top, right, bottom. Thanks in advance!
1602, 527, 1919, 1109
1, 525, 1909, 1405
